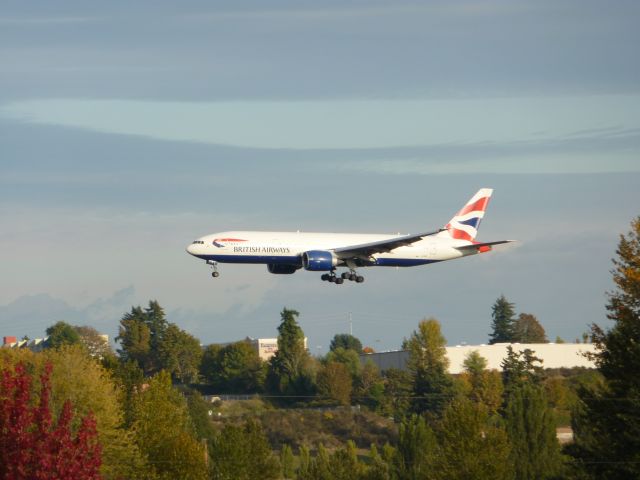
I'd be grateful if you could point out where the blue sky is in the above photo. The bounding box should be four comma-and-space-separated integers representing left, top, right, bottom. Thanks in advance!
1, 0, 639, 352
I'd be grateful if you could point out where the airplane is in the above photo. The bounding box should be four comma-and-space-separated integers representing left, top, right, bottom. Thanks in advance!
186, 188, 513, 285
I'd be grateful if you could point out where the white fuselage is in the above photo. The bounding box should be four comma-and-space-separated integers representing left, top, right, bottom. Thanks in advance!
186, 230, 469, 268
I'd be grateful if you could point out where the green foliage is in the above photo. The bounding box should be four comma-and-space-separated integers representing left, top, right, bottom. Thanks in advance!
392, 414, 437, 479
281, 444, 295, 479
379, 368, 412, 419
317, 362, 352, 405
501, 346, 543, 396
211, 419, 280, 480
330, 334, 363, 353
131, 371, 208, 480
505, 383, 562, 479
325, 347, 362, 379
460, 350, 503, 415
570, 216, 640, 478
45, 321, 81, 349
432, 398, 513, 480
267, 308, 316, 402
116, 301, 202, 382
513, 313, 548, 343
158, 324, 202, 384
200, 341, 265, 393
406, 318, 455, 415
299, 441, 366, 480
489, 295, 516, 344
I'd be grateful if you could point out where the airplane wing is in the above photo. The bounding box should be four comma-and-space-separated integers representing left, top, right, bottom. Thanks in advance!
454, 240, 514, 254
333, 229, 445, 259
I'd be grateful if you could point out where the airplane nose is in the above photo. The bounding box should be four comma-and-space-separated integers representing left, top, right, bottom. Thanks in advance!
186, 244, 196, 255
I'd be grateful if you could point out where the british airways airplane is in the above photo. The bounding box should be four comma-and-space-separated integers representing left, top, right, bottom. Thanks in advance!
186, 188, 512, 285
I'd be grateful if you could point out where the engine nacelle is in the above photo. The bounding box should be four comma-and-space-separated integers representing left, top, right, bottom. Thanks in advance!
302, 250, 338, 271
267, 264, 299, 275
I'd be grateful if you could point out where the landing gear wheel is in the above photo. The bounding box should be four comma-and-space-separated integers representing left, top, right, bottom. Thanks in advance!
328, 276, 336, 283
355, 275, 364, 283
349, 273, 357, 281
212, 271, 220, 278
321, 274, 330, 281
341, 272, 349, 279
335, 277, 344, 285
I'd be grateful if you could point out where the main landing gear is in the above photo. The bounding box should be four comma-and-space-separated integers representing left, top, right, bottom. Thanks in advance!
320, 269, 364, 285
207, 260, 220, 278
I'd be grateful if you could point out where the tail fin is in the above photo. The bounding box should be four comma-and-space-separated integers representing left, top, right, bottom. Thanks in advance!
438, 188, 493, 241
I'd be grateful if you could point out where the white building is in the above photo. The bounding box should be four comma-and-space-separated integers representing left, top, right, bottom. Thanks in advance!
250, 337, 308, 361
360, 343, 597, 373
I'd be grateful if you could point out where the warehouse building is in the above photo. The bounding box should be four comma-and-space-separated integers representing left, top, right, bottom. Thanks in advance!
360, 342, 597, 373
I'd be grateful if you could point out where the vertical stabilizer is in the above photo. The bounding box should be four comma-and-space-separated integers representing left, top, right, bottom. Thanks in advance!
438, 188, 493, 241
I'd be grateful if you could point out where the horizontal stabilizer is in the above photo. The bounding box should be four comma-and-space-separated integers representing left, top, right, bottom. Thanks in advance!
454, 240, 514, 254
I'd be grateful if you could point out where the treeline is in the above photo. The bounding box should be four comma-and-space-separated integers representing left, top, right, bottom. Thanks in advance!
1, 216, 639, 479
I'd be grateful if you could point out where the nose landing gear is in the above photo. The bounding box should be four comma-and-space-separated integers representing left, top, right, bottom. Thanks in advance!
207, 260, 220, 278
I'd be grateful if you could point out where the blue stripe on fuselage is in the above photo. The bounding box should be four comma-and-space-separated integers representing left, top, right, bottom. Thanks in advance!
196, 254, 303, 266
194, 254, 440, 268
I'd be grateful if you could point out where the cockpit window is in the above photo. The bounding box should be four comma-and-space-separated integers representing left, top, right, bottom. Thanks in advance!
192, 240, 205, 244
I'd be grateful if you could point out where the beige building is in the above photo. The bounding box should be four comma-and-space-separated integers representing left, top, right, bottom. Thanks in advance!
361, 342, 597, 373
250, 337, 308, 361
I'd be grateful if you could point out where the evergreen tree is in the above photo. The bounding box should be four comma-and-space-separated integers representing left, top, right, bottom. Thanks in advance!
392, 414, 437, 480
512, 313, 548, 343
267, 308, 316, 401
505, 383, 562, 480
570, 217, 640, 478
501, 346, 543, 397
432, 398, 513, 480
489, 295, 516, 344
406, 318, 455, 415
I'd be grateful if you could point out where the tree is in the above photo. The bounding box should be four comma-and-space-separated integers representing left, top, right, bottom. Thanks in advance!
317, 362, 352, 405
158, 323, 202, 384
432, 398, 513, 480
267, 308, 316, 401
211, 420, 280, 480
570, 217, 640, 478
489, 295, 516, 344
200, 341, 264, 393
75, 325, 112, 358
460, 350, 503, 415
505, 383, 562, 479
406, 318, 455, 415
392, 414, 437, 480
116, 306, 152, 371
0, 362, 101, 480
501, 346, 543, 397
131, 371, 208, 480
46, 320, 81, 349
325, 346, 362, 379
512, 313, 548, 343
330, 334, 363, 353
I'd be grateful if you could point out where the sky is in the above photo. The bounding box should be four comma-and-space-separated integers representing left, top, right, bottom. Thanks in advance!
1, 0, 639, 354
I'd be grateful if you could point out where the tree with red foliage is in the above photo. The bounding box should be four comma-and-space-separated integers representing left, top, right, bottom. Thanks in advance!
0, 362, 102, 480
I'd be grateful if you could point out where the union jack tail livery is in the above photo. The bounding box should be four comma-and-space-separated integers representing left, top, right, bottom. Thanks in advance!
439, 188, 493, 242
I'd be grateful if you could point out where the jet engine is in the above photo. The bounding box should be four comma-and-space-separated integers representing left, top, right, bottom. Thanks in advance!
302, 250, 338, 271
267, 264, 299, 274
